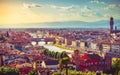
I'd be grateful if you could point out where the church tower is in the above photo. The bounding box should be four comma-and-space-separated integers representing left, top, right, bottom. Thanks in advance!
110, 17, 114, 33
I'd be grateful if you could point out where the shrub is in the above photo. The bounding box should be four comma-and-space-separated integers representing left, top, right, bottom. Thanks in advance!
0, 66, 20, 75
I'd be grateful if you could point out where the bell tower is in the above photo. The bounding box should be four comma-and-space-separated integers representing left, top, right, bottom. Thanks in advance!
110, 17, 114, 33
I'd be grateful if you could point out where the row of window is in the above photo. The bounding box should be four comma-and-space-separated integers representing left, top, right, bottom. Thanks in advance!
79, 62, 111, 66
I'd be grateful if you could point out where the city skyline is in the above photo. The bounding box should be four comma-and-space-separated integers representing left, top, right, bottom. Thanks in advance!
0, 1, 120, 74
0, 0, 120, 25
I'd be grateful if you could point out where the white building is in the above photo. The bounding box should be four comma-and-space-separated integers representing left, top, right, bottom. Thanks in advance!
72, 40, 77, 47
112, 44, 120, 53
102, 44, 110, 52
90, 42, 97, 50
79, 41, 85, 49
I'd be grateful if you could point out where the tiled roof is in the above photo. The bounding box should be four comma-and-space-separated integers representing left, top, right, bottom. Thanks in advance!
82, 54, 102, 60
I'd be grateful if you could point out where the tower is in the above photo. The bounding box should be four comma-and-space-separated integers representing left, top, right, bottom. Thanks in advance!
110, 17, 114, 33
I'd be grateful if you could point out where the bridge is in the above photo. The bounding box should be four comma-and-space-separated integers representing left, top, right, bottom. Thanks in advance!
29, 38, 56, 44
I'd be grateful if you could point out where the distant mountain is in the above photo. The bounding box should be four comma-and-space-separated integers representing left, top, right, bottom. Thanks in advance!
1, 20, 120, 29
37, 20, 120, 29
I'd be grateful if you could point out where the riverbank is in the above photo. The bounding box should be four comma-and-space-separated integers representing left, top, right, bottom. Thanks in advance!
54, 43, 74, 51
54, 43, 85, 54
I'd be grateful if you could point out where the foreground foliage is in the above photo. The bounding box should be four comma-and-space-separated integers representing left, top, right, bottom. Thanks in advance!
28, 70, 37, 75
52, 69, 108, 75
59, 57, 70, 75
0, 66, 20, 75
112, 58, 120, 75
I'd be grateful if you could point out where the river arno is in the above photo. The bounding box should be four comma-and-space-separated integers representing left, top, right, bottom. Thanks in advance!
31, 41, 73, 57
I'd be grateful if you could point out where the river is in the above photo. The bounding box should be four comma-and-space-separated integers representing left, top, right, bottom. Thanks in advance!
31, 41, 73, 57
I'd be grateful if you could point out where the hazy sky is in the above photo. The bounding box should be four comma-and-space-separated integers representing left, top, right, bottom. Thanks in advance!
0, 0, 120, 24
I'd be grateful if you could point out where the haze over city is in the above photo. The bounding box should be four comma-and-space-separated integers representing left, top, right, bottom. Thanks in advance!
0, 0, 120, 28
0, 0, 120, 75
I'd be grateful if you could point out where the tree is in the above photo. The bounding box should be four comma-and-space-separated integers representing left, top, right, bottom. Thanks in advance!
47, 50, 51, 56
112, 58, 120, 75
42, 49, 49, 55
118, 70, 120, 75
52, 69, 100, 75
57, 53, 61, 59
60, 51, 68, 58
0, 66, 20, 75
54, 52, 58, 58
28, 70, 37, 75
59, 57, 70, 75
41, 49, 68, 60
51, 51, 55, 57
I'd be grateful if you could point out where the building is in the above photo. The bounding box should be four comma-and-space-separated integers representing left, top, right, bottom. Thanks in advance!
110, 17, 120, 33
100, 40, 111, 52
90, 42, 98, 50
71, 40, 79, 47
44, 59, 59, 70
110, 17, 114, 33
102, 44, 110, 52
65, 38, 73, 46
111, 44, 120, 53
72, 50, 112, 71
79, 40, 85, 50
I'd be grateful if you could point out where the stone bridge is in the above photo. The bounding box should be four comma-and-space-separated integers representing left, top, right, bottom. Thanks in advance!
30, 38, 56, 44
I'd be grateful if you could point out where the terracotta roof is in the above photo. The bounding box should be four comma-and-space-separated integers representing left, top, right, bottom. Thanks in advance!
82, 54, 102, 60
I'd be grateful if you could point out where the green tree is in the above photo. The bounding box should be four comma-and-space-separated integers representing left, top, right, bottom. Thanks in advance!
43, 49, 49, 55
54, 52, 58, 58
59, 57, 70, 75
112, 58, 120, 75
47, 50, 51, 56
51, 51, 55, 57
52, 69, 100, 75
57, 53, 61, 59
41, 49, 69, 60
0, 66, 20, 75
60, 51, 68, 58
52, 71, 61, 75
118, 70, 120, 75
28, 70, 37, 75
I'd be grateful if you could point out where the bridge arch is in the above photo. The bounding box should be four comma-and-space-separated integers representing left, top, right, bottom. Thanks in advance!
30, 38, 56, 45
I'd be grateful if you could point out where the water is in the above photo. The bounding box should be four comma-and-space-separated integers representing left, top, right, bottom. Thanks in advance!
43, 45, 73, 53
31, 42, 73, 57
32, 42, 73, 53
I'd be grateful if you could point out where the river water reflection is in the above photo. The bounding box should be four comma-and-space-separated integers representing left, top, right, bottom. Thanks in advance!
31, 42, 73, 57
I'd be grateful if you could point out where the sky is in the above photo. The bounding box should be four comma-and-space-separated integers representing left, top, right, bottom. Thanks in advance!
0, 0, 120, 25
